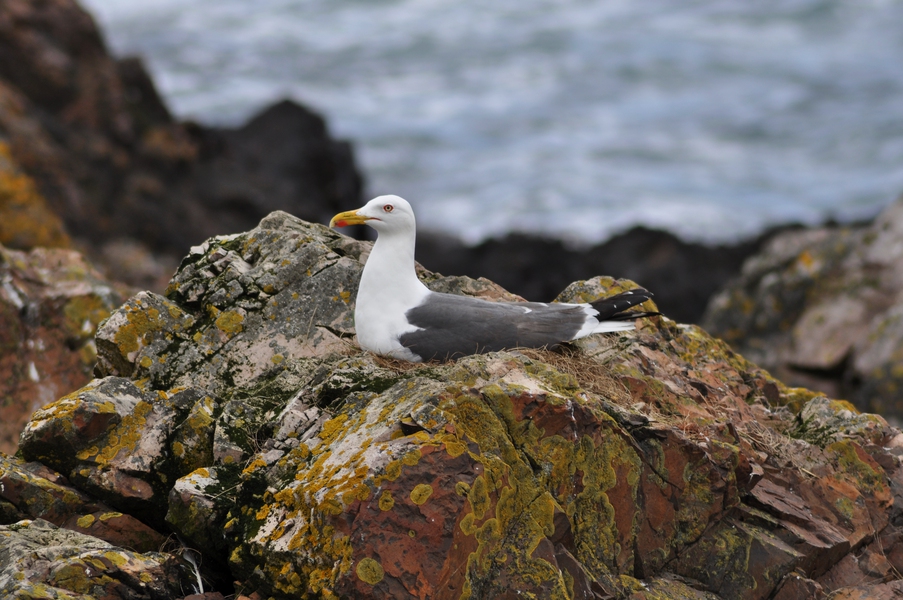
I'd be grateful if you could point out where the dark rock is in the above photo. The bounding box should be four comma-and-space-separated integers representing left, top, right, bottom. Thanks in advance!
0, 0, 364, 291
0, 142, 70, 250
116, 56, 172, 131
0, 454, 165, 552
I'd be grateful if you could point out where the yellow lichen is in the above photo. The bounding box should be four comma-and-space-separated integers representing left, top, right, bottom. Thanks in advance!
215, 309, 245, 335
378, 490, 395, 511
0, 141, 71, 249
402, 448, 422, 466
76, 514, 96, 528
829, 440, 887, 495
355, 557, 384, 585
410, 483, 433, 505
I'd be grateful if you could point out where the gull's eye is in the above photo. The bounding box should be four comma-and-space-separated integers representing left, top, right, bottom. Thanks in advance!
383, 204, 394, 213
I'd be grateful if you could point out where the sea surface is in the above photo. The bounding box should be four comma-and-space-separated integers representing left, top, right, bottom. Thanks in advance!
82, 0, 903, 245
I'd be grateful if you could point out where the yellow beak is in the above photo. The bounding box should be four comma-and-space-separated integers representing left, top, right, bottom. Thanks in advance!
329, 209, 370, 228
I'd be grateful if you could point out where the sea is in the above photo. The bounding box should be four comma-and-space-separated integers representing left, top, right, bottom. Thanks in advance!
81, 0, 903, 246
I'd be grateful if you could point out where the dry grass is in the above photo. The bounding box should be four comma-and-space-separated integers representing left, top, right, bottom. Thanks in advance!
516, 346, 632, 405
369, 353, 435, 374
737, 418, 820, 479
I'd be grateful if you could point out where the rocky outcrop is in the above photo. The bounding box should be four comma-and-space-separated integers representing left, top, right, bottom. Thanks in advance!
0, 242, 123, 455
5, 210, 903, 599
0, 0, 363, 290
703, 196, 903, 417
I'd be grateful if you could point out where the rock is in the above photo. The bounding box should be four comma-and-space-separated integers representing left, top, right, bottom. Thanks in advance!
19, 377, 219, 530
197, 100, 364, 234
0, 518, 187, 599
166, 467, 229, 561
0, 453, 165, 552
828, 581, 903, 600
772, 573, 825, 600
703, 195, 903, 417
0, 0, 363, 291
14, 210, 903, 598
0, 241, 123, 455
0, 140, 69, 250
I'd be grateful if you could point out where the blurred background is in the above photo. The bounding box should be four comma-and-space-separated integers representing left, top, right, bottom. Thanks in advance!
80, 0, 903, 246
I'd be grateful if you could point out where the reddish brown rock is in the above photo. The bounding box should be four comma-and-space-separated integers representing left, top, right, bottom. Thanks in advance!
831, 581, 903, 600
0, 241, 123, 455
772, 573, 825, 600
0, 453, 165, 552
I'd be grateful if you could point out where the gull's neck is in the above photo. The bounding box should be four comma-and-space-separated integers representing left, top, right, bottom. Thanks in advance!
359, 227, 429, 303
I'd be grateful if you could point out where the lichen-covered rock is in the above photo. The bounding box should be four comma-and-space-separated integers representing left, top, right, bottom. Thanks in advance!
18, 377, 218, 529
94, 213, 364, 395
16, 210, 903, 598
0, 241, 123, 455
0, 140, 70, 250
0, 519, 187, 599
0, 454, 165, 553
225, 349, 746, 599
703, 195, 903, 416
166, 467, 229, 560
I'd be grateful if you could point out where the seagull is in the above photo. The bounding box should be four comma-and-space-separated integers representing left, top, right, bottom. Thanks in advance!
330, 195, 658, 362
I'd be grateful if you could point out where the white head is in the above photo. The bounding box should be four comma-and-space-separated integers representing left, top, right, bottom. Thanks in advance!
329, 195, 416, 236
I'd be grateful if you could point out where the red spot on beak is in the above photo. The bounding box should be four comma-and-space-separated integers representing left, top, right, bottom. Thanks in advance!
335, 220, 348, 228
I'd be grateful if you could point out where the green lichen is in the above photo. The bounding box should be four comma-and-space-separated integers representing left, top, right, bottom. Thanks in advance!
834, 496, 856, 522
829, 439, 887, 495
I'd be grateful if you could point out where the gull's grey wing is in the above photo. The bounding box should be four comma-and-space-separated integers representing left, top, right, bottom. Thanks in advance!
398, 292, 589, 361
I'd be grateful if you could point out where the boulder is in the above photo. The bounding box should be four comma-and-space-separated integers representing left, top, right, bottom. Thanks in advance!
9, 210, 903, 598
0, 518, 187, 599
0, 453, 165, 552
0, 241, 123, 455
703, 195, 903, 416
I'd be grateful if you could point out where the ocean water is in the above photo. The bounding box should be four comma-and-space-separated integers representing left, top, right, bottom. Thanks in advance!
82, 0, 903, 245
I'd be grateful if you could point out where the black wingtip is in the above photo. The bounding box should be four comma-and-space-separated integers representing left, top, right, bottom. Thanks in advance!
589, 287, 659, 321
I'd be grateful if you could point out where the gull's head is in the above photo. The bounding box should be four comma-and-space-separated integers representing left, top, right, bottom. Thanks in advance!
329, 195, 416, 236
